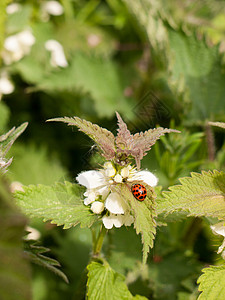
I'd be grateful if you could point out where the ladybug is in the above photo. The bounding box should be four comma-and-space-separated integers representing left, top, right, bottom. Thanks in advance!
131, 184, 147, 201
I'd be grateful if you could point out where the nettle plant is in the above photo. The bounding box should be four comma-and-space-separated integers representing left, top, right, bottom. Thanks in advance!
13, 115, 225, 299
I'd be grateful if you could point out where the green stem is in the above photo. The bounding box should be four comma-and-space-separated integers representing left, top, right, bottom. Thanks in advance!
93, 225, 107, 257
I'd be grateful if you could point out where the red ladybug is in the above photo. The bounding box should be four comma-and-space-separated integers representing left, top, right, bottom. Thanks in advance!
131, 184, 147, 201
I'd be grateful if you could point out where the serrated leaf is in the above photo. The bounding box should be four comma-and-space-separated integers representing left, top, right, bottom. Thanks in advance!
159, 170, 225, 219
48, 116, 116, 160
0, 122, 28, 174
24, 241, 68, 283
208, 122, 225, 130
168, 29, 225, 122
15, 181, 98, 229
87, 261, 147, 300
115, 112, 134, 153
37, 54, 133, 118
0, 122, 28, 152
121, 184, 157, 264
197, 265, 225, 300
122, 0, 168, 51
0, 176, 31, 300
132, 127, 180, 169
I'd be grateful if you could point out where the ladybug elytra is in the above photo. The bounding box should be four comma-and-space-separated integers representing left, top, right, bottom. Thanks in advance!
131, 184, 147, 201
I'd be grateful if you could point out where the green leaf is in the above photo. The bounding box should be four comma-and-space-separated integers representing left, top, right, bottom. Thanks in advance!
122, 0, 168, 51
197, 265, 225, 300
0, 101, 10, 133
0, 122, 28, 174
0, 122, 28, 154
158, 171, 225, 219
48, 116, 116, 160
168, 29, 225, 122
24, 241, 68, 283
121, 184, 157, 264
8, 144, 68, 185
0, 176, 31, 300
15, 181, 98, 229
115, 111, 134, 153
87, 260, 147, 300
132, 127, 180, 168
37, 54, 133, 118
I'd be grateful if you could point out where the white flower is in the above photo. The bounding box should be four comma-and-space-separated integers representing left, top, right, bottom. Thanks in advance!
102, 215, 124, 229
0, 73, 14, 98
41, 1, 64, 20
211, 222, 225, 259
105, 192, 128, 214
76, 162, 158, 229
114, 174, 123, 183
128, 170, 158, 187
45, 40, 68, 68
6, 3, 22, 14
25, 226, 41, 241
77, 170, 106, 189
91, 201, 104, 214
2, 29, 35, 65
102, 214, 134, 229
104, 162, 116, 177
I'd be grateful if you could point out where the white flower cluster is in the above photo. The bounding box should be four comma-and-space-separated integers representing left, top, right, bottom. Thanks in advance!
1, 2, 68, 98
2, 29, 36, 65
77, 162, 158, 229
41, 1, 64, 21
45, 40, 68, 68
211, 222, 225, 259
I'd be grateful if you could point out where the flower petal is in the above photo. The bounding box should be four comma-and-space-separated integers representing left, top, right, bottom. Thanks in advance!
132, 170, 158, 187
114, 174, 122, 183
105, 192, 128, 214
102, 215, 123, 229
123, 214, 134, 226
76, 170, 106, 189
91, 201, 104, 214
211, 222, 225, 237
84, 197, 94, 206
102, 216, 114, 229
113, 215, 124, 228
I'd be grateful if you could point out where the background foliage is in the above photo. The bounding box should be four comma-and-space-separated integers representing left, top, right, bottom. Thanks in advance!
1, 0, 225, 299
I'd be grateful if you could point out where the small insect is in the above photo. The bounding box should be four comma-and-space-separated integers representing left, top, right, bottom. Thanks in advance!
131, 184, 147, 201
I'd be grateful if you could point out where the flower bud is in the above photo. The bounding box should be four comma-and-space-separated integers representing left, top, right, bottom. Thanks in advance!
121, 166, 131, 178
114, 174, 122, 183
91, 201, 104, 214
104, 162, 116, 177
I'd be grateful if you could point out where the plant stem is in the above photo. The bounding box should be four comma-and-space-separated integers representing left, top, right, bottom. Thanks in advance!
205, 123, 215, 161
92, 224, 107, 257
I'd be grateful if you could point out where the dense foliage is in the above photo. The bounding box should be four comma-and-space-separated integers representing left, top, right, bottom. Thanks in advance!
1, 0, 225, 299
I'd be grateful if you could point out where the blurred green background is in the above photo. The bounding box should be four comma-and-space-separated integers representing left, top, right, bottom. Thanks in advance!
1, 0, 225, 299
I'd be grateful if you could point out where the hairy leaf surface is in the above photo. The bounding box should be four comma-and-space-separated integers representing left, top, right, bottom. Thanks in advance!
158, 171, 225, 219
121, 184, 156, 264
87, 261, 147, 300
208, 122, 225, 130
15, 182, 98, 229
115, 112, 134, 153
198, 265, 225, 300
24, 241, 68, 283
